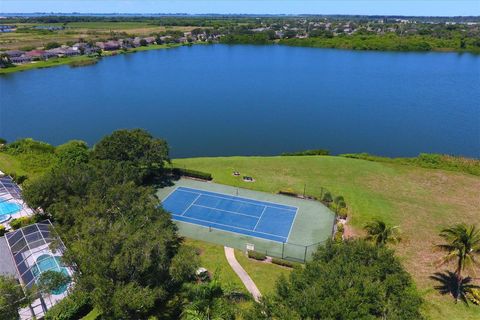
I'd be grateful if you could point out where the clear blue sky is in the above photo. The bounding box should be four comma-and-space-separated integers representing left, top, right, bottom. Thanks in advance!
1, 1, 478, 16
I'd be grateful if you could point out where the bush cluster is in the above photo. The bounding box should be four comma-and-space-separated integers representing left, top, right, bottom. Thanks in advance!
281, 149, 330, 156
9, 216, 36, 230
171, 167, 213, 180
44, 290, 92, 320
271, 258, 301, 268
247, 250, 266, 261
0, 225, 6, 236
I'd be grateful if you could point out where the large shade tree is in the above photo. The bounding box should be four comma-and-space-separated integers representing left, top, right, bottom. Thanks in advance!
23, 129, 196, 319
0, 276, 26, 320
245, 240, 424, 320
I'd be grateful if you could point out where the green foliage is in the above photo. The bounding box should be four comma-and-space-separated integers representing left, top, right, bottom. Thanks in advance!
5, 138, 55, 155
245, 240, 424, 320
467, 288, 480, 305
220, 33, 273, 44
44, 290, 92, 320
0, 225, 6, 236
55, 140, 89, 167
340, 152, 480, 176
270, 258, 301, 269
37, 270, 70, 295
364, 219, 400, 246
436, 224, 480, 278
321, 191, 332, 203
45, 42, 61, 49
333, 230, 343, 242
0, 138, 6, 145
281, 149, 330, 156
171, 167, 213, 181
9, 216, 36, 230
280, 33, 480, 53
247, 250, 267, 261
170, 245, 200, 283
0, 275, 26, 320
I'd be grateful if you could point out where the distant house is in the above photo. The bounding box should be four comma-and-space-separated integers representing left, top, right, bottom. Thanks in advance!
25, 50, 46, 59
63, 48, 80, 56
5, 50, 24, 58
144, 36, 156, 44
10, 55, 31, 64
0, 25, 15, 33
104, 41, 121, 51
34, 25, 64, 31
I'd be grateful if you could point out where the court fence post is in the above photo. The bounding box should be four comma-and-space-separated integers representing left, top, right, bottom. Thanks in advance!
304, 246, 308, 263
282, 242, 285, 259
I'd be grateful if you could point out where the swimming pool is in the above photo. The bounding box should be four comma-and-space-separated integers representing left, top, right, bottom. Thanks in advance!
32, 254, 70, 295
0, 198, 21, 222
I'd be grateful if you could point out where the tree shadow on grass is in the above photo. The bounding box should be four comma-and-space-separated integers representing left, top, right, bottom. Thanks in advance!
430, 271, 480, 305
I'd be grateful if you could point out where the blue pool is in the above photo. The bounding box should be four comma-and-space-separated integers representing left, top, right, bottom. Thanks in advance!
32, 254, 70, 295
0, 199, 21, 222
162, 187, 297, 243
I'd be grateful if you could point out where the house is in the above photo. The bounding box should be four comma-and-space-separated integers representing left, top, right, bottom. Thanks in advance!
63, 48, 80, 56
25, 50, 46, 59
144, 36, 156, 44
5, 50, 24, 58
104, 40, 121, 51
10, 55, 32, 64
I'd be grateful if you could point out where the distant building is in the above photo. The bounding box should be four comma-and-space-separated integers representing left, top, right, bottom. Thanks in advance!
5, 50, 24, 58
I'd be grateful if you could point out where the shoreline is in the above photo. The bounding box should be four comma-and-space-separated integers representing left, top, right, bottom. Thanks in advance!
0, 42, 186, 75
2, 40, 478, 75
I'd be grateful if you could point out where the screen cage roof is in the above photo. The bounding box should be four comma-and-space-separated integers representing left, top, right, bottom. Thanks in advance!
5, 220, 68, 288
0, 176, 22, 200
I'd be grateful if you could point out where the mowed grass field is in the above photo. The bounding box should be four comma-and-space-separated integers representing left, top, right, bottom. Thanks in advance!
0, 22, 199, 50
173, 156, 480, 320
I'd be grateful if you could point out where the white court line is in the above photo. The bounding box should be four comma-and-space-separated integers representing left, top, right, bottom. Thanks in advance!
286, 209, 299, 242
160, 186, 181, 203
181, 193, 202, 216
253, 206, 267, 231
191, 203, 261, 219
171, 213, 287, 242
178, 187, 298, 211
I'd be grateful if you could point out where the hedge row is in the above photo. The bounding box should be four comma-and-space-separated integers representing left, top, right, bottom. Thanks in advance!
9, 216, 35, 230
171, 167, 213, 181
271, 258, 301, 268
247, 250, 266, 261
281, 149, 330, 156
44, 290, 92, 320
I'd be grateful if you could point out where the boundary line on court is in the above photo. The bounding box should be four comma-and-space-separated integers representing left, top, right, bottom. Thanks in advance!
253, 206, 267, 231
171, 213, 288, 242
181, 193, 202, 216
177, 186, 298, 211
172, 216, 287, 244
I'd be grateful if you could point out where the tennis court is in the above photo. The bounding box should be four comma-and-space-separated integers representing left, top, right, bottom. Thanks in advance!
163, 187, 297, 243
158, 179, 335, 262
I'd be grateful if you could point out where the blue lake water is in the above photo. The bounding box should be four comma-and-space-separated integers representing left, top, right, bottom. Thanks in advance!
0, 45, 479, 158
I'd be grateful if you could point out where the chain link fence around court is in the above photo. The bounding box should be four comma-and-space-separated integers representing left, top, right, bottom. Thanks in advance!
177, 221, 327, 263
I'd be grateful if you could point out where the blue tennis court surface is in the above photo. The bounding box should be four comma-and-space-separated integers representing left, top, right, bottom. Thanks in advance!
162, 187, 297, 242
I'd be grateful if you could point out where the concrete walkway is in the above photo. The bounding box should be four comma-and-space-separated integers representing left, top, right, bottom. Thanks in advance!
224, 246, 262, 302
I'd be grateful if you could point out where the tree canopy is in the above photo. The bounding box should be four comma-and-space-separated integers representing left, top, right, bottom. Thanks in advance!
246, 240, 424, 320
23, 129, 196, 319
0, 276, 26, 320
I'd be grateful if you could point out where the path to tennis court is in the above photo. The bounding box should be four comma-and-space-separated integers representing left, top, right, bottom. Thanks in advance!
224, 246, 262, 302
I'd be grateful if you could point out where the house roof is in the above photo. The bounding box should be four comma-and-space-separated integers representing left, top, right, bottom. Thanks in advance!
0, 237, 17, 278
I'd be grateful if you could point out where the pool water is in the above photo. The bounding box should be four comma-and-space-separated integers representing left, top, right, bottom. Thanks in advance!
32, 254, 71, 295
0, 199, 21, 222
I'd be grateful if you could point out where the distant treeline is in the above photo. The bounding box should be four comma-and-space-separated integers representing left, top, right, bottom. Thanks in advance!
280, 34, 480, 53
340, 153, 480, 176
281, 149, 330, 156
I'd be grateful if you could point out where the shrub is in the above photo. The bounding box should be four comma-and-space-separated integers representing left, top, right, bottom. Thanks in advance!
336, 222, 344, 233
9, 172, 28, 185
0, 137, 6, 145
171, 167, 212, 181
322, 192, 333, 203
45, 42, 61, 49
271, 258, 301, 268
247, 250, 266, 261
281, 149, 330, 156
334, 230, 343, 242
9, 216, 35, 230
0, 225, 6, 236
44, 290, 92, 320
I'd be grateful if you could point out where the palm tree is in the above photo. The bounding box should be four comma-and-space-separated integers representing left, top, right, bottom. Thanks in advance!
437, 224, 480, 278
364, 219, 400, 246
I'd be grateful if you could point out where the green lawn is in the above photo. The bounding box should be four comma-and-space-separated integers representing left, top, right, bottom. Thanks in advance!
173, 156, 480, 320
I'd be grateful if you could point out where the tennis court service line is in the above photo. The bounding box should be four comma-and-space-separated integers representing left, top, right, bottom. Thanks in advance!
181, 193, 202, 216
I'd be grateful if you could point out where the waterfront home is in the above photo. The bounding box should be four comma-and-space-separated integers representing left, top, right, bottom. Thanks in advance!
5, 50, 24, 58
10, 55, 32, 64
144, 36, 156, 44
133, 37, 142, 47
25, 50, 46, 60
103, 40, 121, 51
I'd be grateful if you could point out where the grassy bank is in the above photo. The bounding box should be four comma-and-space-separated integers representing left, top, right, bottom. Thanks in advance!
0, 55, 100, 74
173, 156, 480, 320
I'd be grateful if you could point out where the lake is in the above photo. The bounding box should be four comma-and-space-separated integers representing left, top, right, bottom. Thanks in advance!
1, 45, 479, 158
